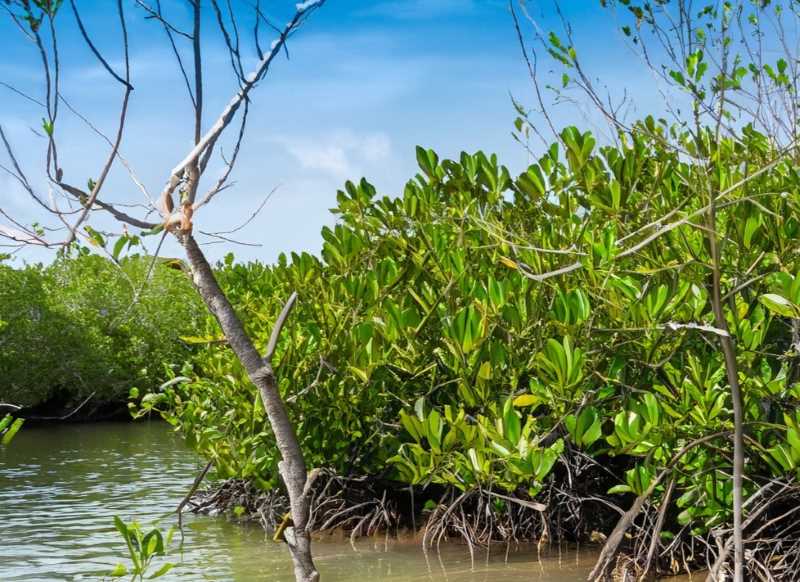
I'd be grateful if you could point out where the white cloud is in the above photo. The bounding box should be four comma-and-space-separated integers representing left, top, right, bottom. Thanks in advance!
273, 130, 392, 181
288, 141, 352, 177
359, 0, 477, 20
359, 133, 392, 161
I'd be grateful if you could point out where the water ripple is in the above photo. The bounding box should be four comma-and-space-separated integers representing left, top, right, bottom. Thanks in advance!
0, 421, 598, 581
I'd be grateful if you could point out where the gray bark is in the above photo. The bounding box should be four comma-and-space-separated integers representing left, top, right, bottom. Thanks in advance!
182, 234, 319, 582
707, 191, 744, 582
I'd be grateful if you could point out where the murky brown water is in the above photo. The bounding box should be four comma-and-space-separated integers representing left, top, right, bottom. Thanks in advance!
0, 421, 623, 581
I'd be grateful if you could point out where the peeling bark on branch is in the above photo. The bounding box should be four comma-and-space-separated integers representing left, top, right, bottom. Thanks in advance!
158, 0, 325, 228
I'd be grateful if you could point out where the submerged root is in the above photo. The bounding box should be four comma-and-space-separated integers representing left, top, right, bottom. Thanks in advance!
703, 479, 800, 581
588, 479, 800, 581
187, 478, 290, 531
186, 471, 407, 536
186, 449, 620, 550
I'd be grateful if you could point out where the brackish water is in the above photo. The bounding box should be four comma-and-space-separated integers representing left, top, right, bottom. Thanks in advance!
0, 421, 600, 581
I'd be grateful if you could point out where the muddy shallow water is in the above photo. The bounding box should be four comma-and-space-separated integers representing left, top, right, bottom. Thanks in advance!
0, 421, 693, 581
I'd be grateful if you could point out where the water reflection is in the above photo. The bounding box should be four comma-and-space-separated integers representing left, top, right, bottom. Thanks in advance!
0, 422, 596, 581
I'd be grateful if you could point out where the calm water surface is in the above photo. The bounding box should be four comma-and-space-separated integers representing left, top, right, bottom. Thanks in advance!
0, 421, 600, 581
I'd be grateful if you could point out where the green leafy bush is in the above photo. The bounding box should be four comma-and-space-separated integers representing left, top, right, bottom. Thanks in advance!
0, 262, 87, 407
0, 253, 202, 409
144, 127, 800, 538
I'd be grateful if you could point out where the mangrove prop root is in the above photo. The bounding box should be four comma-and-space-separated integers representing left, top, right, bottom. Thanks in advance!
177, 460, 213, 532
640, 477, 675, 581
185, 461, 800, 580
188, 450, 621, 550
588, 431, 731, 581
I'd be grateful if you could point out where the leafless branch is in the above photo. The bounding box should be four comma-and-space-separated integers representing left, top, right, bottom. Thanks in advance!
265, 291, 299, 362
63, 0, 133, 245
204, 186, 278, 236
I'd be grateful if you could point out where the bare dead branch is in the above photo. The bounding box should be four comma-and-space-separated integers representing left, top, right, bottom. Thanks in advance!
265, 291, 299, 362
203, 185, 277, 236
63, 0, 133, 246
196, 99, 250, 206
68, 0, 132, 88
177, 460, 213, 531
158, 0, 326, 218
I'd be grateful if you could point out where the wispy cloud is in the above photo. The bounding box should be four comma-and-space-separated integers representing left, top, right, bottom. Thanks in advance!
273, 130, 392, 181
357, 0, 477, 20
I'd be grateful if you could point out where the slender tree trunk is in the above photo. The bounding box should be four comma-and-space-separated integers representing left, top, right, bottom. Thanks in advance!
182, 234, 319, 582
706, 191, 744, 582
791, 319, 800, 383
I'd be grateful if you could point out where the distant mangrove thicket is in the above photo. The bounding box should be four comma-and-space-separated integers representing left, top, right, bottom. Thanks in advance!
0, 253, 201, 413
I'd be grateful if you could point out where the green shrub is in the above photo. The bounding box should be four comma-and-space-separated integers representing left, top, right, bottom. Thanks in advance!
0, 253, 202, 408
143, 128, 800, 538
0, 263, 88, 406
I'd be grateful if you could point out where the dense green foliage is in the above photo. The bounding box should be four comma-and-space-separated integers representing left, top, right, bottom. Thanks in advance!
0, 253, 202, 409
144, 122, 800, 541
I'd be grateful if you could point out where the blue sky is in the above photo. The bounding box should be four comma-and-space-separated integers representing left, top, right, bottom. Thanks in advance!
0, 0, 657, 264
